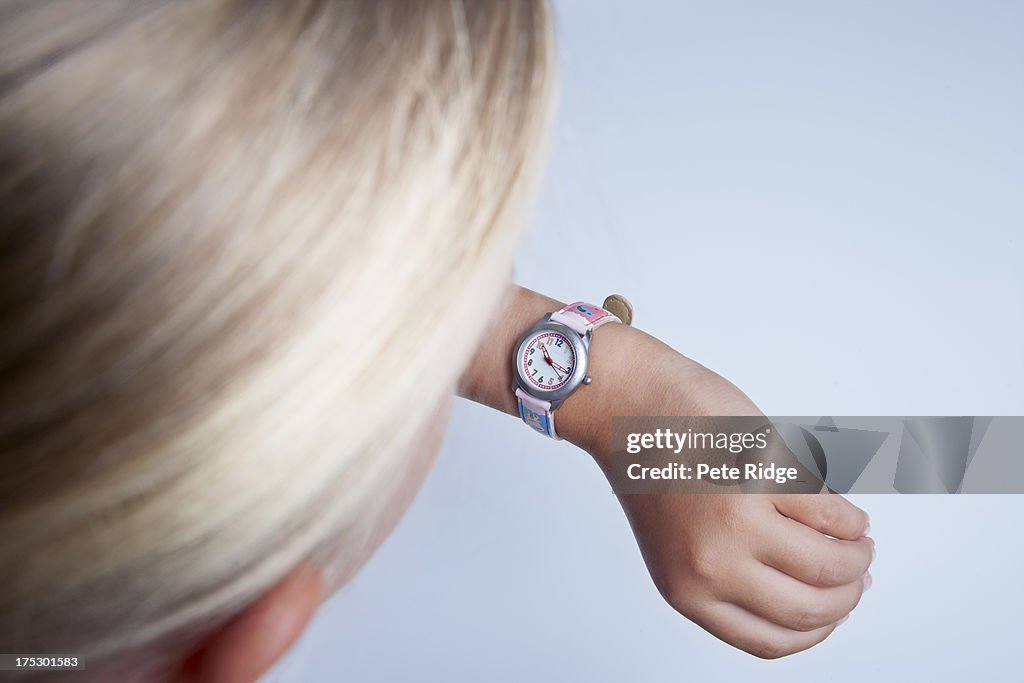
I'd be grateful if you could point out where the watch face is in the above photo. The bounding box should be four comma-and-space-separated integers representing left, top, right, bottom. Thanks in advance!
519, 329, 577, 392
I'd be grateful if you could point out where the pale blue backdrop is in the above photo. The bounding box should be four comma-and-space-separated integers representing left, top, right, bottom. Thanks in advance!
275, 1, 1024, 680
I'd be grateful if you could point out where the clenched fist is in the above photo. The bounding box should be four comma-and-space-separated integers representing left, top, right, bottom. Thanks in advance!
619, 492, 873, 658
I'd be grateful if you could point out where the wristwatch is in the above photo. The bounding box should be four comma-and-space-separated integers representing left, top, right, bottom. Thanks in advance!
512, 300, 628, 439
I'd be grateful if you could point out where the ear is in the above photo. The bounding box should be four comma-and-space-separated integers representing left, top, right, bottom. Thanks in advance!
179, 562, 324, 683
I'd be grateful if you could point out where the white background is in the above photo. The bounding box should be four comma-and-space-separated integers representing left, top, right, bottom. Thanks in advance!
281, 1, 1023, 680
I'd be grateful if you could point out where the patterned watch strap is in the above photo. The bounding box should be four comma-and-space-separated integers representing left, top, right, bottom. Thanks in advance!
549, 301, 621, 336
516, 388, 557, 438
516, 301, 622, 440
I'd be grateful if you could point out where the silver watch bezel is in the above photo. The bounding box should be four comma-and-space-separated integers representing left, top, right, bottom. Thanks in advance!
512, 317, 590, 407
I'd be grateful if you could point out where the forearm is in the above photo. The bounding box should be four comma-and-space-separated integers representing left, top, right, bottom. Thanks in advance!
457, 285, 738, 462
459, 286, 869, 661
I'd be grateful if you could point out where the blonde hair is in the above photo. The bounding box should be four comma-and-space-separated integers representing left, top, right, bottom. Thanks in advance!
0, 0, 554, 676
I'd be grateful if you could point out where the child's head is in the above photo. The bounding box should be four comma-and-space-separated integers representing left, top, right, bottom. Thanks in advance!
0, 1, 553, 679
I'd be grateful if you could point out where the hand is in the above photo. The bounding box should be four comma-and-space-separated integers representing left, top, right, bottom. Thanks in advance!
579, 325, 874, 658
620, 490, 873, 658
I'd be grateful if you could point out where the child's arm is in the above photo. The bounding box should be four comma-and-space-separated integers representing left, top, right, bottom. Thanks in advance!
458, 285, 874, 659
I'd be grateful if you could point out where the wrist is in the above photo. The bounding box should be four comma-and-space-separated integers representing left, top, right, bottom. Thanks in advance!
559, 326, 765, 471
553, 321, 710, 465
457, 286, 750, 465
458, 286, 635, 447
546, 319, 629, 456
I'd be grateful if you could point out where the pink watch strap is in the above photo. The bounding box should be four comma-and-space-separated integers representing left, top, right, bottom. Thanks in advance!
549, 302, 621, 336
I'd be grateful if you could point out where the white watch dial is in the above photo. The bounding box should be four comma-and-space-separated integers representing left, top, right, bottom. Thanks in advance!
519, 330, 576, 392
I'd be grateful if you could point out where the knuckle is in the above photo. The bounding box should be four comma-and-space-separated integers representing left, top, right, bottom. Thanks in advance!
688, 548, 722, 583
663, 586, 685, 613
749, 636, 789, 660
816, 499, 842, 530
855, 544, 873, 574
850, 588, 864, 613
791, 601, 830, 632
844, 505, 866, 532
662, 577, 698, 613
857, 509, 870, 533
815, 550, 846, 586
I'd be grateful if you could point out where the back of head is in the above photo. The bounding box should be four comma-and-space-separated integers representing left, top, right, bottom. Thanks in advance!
0, 0, 553, 677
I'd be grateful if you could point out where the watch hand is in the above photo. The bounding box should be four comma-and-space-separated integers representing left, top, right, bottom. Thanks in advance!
537, 343, 566, 381
541, 351, 562, 377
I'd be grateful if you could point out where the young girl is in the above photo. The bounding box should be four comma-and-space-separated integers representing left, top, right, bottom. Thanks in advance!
0, 2, 873, 680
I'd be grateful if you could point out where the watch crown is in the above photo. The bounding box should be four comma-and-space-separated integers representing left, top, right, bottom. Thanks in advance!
582, 375, 592, 385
